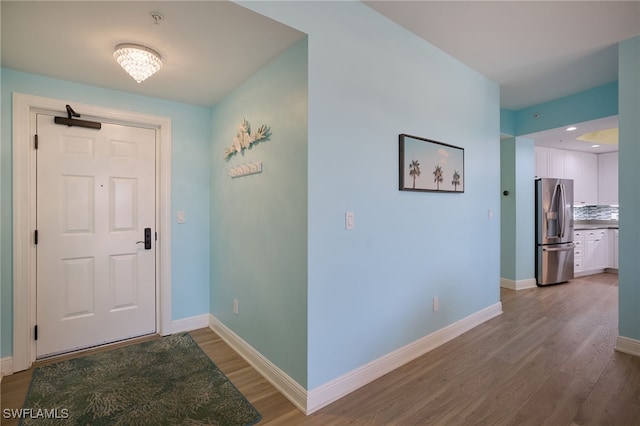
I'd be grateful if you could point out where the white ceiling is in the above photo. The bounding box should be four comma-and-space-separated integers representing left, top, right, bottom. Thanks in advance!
2, 1, 639, 151
364, 1, 638, 153
0, 1, 305, 107
365, 1, 639, 111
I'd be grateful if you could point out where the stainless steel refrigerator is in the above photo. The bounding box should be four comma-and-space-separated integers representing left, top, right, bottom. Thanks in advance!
535, 178, 574, 286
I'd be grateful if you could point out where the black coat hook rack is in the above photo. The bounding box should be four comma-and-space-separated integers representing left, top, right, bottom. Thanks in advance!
54, 105, 102, 129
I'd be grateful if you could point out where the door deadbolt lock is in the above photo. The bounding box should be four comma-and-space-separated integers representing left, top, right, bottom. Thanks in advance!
136, 228, 152, 250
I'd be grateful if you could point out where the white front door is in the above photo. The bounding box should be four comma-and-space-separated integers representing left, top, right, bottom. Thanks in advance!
36, 113, 157, 358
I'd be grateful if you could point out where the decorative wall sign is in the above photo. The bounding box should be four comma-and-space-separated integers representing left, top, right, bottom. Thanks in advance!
223, 119, 271, 160
229, 162, 263, 178
399, 134, 464, 193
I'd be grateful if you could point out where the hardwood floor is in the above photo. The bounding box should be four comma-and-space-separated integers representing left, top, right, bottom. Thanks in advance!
3, 273, 640, 425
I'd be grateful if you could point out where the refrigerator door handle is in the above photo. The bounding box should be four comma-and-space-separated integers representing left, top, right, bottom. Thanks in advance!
559, 183, 566, 238
542, 244, 575, 252
548, 182, 560, 238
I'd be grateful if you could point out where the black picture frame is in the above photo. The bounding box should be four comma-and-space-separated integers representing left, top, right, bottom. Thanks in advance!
399, 134, 464, 193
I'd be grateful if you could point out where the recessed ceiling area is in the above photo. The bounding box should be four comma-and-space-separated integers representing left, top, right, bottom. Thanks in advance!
578, 128, 619, 146
524, 116, 619, 154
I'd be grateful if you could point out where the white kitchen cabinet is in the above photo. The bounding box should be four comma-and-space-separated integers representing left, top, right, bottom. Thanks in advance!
549, 148, 567, 178
535, 146, 550, 178
584, 229, 608, 272
613, 229, 619, 269
565, 151, 598, 206
575, 228, 616, 276
608, 229, 615, 268
574, 230, 585, 274
536, 147, 567, 179
537, 148, 598, 205
598, 152, 619, 205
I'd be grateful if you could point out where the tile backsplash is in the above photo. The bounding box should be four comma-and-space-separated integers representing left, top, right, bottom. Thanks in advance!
574, 205, 619, 220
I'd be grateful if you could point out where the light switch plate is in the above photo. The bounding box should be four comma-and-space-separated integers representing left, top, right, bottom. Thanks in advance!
345, 212, 355, 230
177, 210, 186, 224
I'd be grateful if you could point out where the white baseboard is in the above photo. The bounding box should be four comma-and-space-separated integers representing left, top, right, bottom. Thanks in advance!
615, 336, 640, 357
0, 303, 507, 412
306, 301, 503, 414
172, 314, 210, 334
575, 269, 606, 278
1, 357, 13, 376
500, 277, 537, 290
210, 302, 502, 415
208, 315, 308, 413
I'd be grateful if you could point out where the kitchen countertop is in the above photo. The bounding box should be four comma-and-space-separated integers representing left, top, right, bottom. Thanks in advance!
574, 221, 619, 230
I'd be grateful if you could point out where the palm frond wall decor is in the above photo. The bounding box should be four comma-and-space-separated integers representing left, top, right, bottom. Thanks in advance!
399, 134, 464, 193
224, 118, 271, 160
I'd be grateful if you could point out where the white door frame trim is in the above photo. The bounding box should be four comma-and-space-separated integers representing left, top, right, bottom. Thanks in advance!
12, 93, 172, 372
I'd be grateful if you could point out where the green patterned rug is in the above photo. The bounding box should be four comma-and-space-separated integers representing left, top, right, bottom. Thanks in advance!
20, 333, 261, 425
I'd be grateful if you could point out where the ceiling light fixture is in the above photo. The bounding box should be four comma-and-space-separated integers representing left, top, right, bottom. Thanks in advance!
566, 126, 577, 131
114, 43, 163, 83
592, 144, 600, 148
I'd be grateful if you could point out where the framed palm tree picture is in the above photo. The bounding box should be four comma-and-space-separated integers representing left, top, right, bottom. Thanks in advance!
399, 134, 464, 193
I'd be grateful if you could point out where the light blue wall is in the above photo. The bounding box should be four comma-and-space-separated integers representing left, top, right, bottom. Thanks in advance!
209, 39, 308, 386
241, 1, 501, 389
500, 139, 517, 280
618, 36, 640, 341
514, 138, 535, 281
500, 109, 517, 136
500, 137, 535, 282
0, 69, 211, 357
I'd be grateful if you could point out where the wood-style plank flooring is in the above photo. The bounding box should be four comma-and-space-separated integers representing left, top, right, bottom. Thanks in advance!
3, 273, 640, 425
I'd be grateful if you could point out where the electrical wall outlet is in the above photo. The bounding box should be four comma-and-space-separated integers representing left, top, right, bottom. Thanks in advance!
433, 296, 439, 312
233, 299, 239, 315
